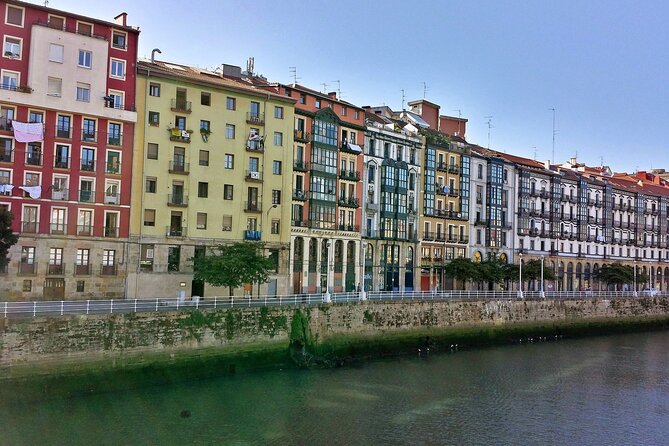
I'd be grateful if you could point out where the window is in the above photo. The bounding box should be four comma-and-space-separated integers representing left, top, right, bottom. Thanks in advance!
226, 124, 235, 139
274, 132, 283, 146
50, 209, 66, 234
167, 246, 180, 272
149, 83, 160, 97
82, 118, 96, 142
198, 182, 209, 198
148, 111, 159, 126
354, 110, 359, 120
108, 122, 122, 146
271, 219, 280, 234
143, 209, 155, 226
1, 70, 18, 91
201, 92, 211, 106
226, 97, 236, 110
76, 83, 90, 102
54, 144, 69, 169
197, 212, 207, 229
49, 44, 64, 63
110, 59, 125, 79
299, 94, 306, 104
103, 249, 116, 266
273, 160, 282, 175
224, 154, 234, 169
222, 215, 232, 231
47, 77, 62, 96
315, 99, 321, 109
76, 281, 85, 292
175, 116, 186, 130
274, 106, 284, 119
147, 143, 158, 159
145, 177, 157, 193
106, 150, 120, 174
199, 150, 209, 166
48, 15, 64, 29
76, 248, 89, 267
223, 184, 233, 200
56, 114, 70, 137
77, 22, 92, 36
112, 31, 127, 49
6, 5, 24, 27
272, 190, 281, 205
107, 90, 124, 109
78, 49, 92, 68
200, 120, 210, 133
3, 36, 21, 58
23, 280, 31, 292
28, 110, 42, 123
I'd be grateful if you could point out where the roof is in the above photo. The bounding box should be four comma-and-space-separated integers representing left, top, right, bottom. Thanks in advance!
137, 60, 295, 103
282, 83, 364, 110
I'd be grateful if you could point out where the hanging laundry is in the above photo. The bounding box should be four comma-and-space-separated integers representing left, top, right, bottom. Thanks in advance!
18, 185, 42, 199
0, 184, 13, 194
11, 121, 44, 143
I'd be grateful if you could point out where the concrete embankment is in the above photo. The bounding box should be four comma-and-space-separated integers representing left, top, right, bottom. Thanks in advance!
2, 297, 669, 400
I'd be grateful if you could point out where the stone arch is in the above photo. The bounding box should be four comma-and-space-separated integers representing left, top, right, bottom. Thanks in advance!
576, 263, 583, 290
499, 253, 508, 263
473, 251, 482, 262
584, 263, 591, 288
567, 262, 574, 291
309, 238, 318, 263
294, 237, 304, 261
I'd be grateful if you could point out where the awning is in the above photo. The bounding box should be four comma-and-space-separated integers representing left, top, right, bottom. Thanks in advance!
346, 143, 362, 153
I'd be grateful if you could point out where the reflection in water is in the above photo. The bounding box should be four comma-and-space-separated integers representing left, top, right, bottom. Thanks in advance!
3, 331, 669, 445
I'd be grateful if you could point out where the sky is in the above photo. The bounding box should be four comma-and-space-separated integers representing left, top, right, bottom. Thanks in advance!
29, 0, 669, 173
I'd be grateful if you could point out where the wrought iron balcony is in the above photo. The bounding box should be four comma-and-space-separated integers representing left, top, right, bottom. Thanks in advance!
18, 260, 37, 275
100, 264, 118, 276
56, 126, 71, 139
171, 99, 192, 113
293, 160, 309, 172
167, 194, 188, 206
169, 128, 192, 143
51, 188, 69, 200
107, 134, 122, 146
169, 161, 189, 174
80, 160, 95, 172
21, 221, 38, 233
47, 263, 65, 275
294, 130, 311, 142
77, 225, 93, 236
338, 197, 360, 208
50, 223, 67, 235
244, 230, 262, 241
246, 112, 265, 125
339, 170, 360, 181
0, 149, 13, 162
78, 189, 95, 203
166, 226, 186, 237
104, 226, 119, 238
74, 264, 91, 276
292, 189, 308, 201
81, 130, 97, 143
245, 170, 263, 182
105, 162, 121, 175
26, 153, 42, 166
244, 201, 262, 213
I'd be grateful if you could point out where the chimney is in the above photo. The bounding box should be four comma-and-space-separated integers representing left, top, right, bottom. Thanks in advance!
569, 157, 577, 166
114, 12, 128, 27
544, 160, 551, 170
327, 91, 337, 100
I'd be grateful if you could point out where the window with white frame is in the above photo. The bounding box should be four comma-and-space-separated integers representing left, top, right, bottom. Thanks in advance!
78, 49, 92, 68
47, 77, 62, 96
274, 132, 283, 146
76, 21, 92, 36
108, 90, 124, 109
3, 36, 21, 58
5, 5, 24, 27
76, 83, 90, 102
49, 44, 64, 63
111, 31, 127, 49
110, 58, 125, 79
1, 70, 19, 91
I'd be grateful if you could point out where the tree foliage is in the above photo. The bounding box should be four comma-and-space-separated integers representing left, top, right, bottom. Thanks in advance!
598, 262, 648, 288
443, 257, 475, 289
0, 208, 18, 269
522, 259, 556, 281
472, 258, 506, 288
191, 242, 275, 296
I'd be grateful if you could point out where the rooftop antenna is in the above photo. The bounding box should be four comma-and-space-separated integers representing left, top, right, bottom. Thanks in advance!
44, 0, 49, 6
288, 67, 300, 85
331, 80, 341, 99
549, 108, 556, 165
600, 156, 604, 168
533, 146, 537, 160
320, 82, 328, 93
401, 89, 406, 111
246, 57, 254, 76
422, 81, 429, 99
453, 109, 462, 136
485, 116, 494, 149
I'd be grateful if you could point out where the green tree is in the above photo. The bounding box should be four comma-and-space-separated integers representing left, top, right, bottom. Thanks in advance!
444, 257, 475, 290
472, 258, 506, 289
598, 262, 632, 289
191, 242, 275, 296
522, 259, 556, 281
0, 208, 18, 270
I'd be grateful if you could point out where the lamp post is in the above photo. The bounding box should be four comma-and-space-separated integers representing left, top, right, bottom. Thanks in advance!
518, 252, 524, 298
360, 242, 367, 301
324, 240, 332, 303
540, 254, 545, 298
633, 259, 637, 297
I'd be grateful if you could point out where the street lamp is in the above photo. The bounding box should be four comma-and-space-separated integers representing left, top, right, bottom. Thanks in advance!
360, 243, 367, 301
518, 252, 524, 298
633, 259, 638, 297
540, 255, 545, 298
324, 240, 332, 303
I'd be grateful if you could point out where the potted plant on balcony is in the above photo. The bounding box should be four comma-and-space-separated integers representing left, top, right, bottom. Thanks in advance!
200, 126, 212, 142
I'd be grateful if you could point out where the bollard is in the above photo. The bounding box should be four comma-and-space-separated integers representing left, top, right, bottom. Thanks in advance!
87, 300, 90, 315
60, 300, 64, 316
134, 299, 138, 313
110, 299, 114, 314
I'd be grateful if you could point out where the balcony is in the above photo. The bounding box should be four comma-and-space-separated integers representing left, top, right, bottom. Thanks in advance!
340, 141, 362, 155
474, 219, 488, 226
107, 134, 123, 146
169, 128, 191, 143
80, 160, 96, 172
18, 261, 37, 276
55, 126, 71, 139
21, 221, 38, 233
77, 225, 93, 236
367, 202, 379, 211
171, 99, 192, 113
245, 201, 262, 213
50, 223, 67, 235
51, 188, 68, 200
540, 190, 551, 199
26, 154, 42, 166
0, 84, 32, 94
74, 264, 90, 276
292, 220, 307, 227
81, 130, 97, 143
169, 161, 189, 174
337, 224, 360, 232
54, 158, 70, 169
423, 231, 435, 241
166, 226, 186, 237
104, 226, 119, 238
47, 263, 65, 275
435, 233, 446, 242
292, 189, 308, 201
458, 236, 469, 244
339, 170, 360, 181
244, 230, 262, 241
100, 264, 118, 276
549, 249, 559, 256
0, 117, 11, 131
338, 197, 360, 208
436, 162, 449, 172
246, 139, 264, 152
448, 164, 460, 174
167, 194, 188, 207
245, 170, 263, 182
294, 130, 311, 142
104, 193, 120, 205
0, 149, 13, 162
448, 188, 459, 197
436, 184, 448, 196
78, 189, 95, 203
105, 162, 121, 175
246, 112, 265, 125
293, 160, 309, 172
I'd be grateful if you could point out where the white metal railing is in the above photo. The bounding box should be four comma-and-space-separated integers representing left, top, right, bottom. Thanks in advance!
0, 290, 665, 319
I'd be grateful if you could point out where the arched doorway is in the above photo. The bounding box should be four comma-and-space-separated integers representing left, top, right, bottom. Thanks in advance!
567, 262, 574, 291
293, 237, 304, 293
576, 263, 582, 291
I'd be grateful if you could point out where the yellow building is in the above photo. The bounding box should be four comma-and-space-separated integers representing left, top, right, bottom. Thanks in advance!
128, 59, 295, 298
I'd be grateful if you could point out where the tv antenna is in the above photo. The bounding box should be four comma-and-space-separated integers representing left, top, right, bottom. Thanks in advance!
533, 146, 537, 160
549, 108, 557, 164
331, 80, 341, 99
422, 81, 428, 99
288, 67, 300, 85
401, 89, 406, 111
485, 116, 494, 149
320, 83, 328, 93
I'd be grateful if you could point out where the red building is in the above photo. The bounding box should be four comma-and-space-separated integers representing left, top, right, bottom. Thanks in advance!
0, 1, 139, 299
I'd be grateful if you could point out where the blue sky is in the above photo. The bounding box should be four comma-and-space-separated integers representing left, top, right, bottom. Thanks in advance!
34, 0, 669, 172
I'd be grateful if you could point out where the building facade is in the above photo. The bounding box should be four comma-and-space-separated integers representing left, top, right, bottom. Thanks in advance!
128, 60, 295, 298
0, 1, 138, 299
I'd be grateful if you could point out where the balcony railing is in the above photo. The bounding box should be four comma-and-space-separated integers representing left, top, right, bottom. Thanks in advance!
448, 164, 460, 174
54, 158, 70, 169
74, 264, 90, 276
337, 224, 360, 232
339, 170, 360, 181
423, 231, 435, 241
21, 221, 38, 233
78, 189, 95, 203
26, 154, 42, 166
474, 219, 488, 226
245, 201, 262, 213
244, 230, 262, 241
169, 161, 189, 174
436, 162, 449, 172
80, 160, 95, 172
292, 220, 307, 227
338, 197, 360, 208
246, 112, 265, 125
246, 140, 264, 152
107, 134, 123, 146
169, 128, 191, 143
166, 226, 186, 237
0, 117, 12, 131
167, 194, 188, 206
47, 263, 65, 275
245, 170, 263, 182
294, 160, 308, 171
104, 193, 120, 205
293, 189, 308, 201
104, 227, 119, 238
294, 130, 311, 142
100, 264, 118, 276
171, 99, 192, 113
51, 188, 68, 200
55, 126, 71, 139
18, 261, 37, 275
105, 162, 121, 175
81, 130, 97, 143
0, 149, 13, 162
0, 84, 32, 93
50, 223, 67, 234
448, 188, 460, 197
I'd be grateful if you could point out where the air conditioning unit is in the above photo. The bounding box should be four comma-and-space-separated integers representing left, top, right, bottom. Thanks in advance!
249, 171, 260, 180
368, 184, 374, 193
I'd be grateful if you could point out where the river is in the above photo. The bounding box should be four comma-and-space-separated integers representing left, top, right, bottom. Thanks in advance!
2, 331, 669, 445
